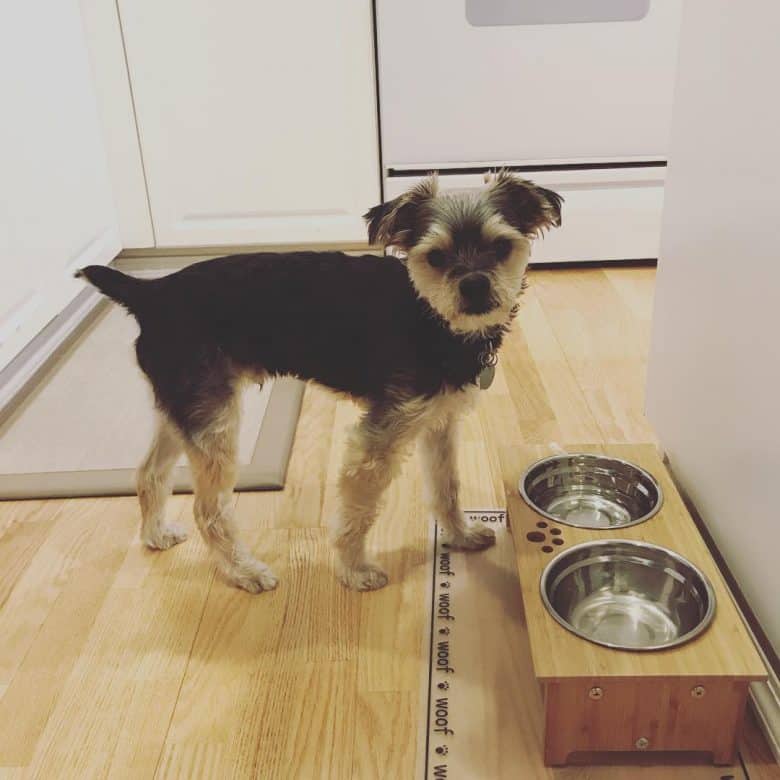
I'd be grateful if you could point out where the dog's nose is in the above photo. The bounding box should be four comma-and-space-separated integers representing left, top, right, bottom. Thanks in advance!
459, 273, 491, 302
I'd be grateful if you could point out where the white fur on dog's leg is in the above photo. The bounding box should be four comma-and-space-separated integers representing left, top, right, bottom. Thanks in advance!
337, 560, 389, 591
330, 522, 391, 591
223, 557, 279, 594
142, 523, 189, 550
420, 413, 495, 553
446, 522, 496, 551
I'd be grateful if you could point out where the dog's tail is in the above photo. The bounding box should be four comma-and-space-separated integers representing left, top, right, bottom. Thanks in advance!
75, 265, 151, 315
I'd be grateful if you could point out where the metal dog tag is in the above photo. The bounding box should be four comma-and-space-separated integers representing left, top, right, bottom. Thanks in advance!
477, 342, 498, 390
478, 363, 495, 390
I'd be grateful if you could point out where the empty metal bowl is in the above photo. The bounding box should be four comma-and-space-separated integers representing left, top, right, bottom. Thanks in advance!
519, 454, 662, 529
540, 540, 716, 651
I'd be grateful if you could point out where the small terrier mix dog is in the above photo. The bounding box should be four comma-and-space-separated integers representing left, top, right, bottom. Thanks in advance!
78, 172, 561, 593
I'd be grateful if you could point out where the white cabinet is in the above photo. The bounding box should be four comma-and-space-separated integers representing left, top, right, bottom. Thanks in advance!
647, 1, 780, 656
78, 0, 155, 248
0, 0, 121, 372
117, 0, 380, 247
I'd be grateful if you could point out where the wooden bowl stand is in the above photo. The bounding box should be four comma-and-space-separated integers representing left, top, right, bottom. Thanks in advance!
501, 443, 767, 767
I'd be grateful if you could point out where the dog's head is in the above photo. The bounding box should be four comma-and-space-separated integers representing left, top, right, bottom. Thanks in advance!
364, 171, 562, 334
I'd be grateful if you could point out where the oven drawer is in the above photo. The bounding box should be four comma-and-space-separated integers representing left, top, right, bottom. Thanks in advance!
384, 166, 665, 263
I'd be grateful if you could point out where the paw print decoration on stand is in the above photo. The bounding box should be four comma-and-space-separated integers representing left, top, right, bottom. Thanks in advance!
526, 519, 565, 553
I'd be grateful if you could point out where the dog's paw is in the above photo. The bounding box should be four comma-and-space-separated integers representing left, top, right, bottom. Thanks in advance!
447, 523, 496, 551
338, 563, 389, 591
226, 559, 279, 594
142, 524, 189, 550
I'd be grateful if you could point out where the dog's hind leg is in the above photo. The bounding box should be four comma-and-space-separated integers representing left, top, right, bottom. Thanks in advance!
138, 413, 188, 550
420, 413, 495, 550
183, 394, 278, 594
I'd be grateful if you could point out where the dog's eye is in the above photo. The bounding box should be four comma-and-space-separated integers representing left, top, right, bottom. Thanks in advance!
427, 249, 447, 269
493, 238, 513, 261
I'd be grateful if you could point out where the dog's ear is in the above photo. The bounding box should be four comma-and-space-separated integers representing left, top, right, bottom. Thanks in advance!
364, 176, 438, 248
488, 171, 563, 237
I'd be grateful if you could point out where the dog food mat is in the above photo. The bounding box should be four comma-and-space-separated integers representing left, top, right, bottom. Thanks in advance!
418, 510, 751, 779
0, 304, 303, 499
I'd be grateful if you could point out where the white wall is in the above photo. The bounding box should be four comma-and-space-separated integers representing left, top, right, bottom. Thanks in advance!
647, 1, 780, 654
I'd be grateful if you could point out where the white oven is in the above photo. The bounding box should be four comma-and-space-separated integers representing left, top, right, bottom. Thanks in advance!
375, 0, 682, 262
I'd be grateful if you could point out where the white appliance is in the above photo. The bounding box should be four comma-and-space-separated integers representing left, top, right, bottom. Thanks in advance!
375, 0, 682, 262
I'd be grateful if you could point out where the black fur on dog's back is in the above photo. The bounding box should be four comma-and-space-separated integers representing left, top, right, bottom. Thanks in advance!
79, 253, 506, 435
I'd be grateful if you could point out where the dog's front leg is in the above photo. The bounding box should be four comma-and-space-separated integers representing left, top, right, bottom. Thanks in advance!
420, 415, 495, 550
330, 405, 414, 591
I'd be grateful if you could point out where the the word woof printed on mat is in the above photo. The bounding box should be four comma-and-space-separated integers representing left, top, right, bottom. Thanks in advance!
423, 510, 509, 779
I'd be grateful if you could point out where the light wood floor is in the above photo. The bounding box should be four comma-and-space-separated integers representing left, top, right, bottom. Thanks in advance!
0, 266, 777, 778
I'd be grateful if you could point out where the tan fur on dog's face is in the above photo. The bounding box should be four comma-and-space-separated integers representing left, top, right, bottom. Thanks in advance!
407, 204, 532, 334
364, 171, 562, 336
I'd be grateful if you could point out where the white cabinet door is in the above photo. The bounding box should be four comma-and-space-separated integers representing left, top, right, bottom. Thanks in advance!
118, 0, 380, 247
79, 0, 155, 248
0, 0, 121, 372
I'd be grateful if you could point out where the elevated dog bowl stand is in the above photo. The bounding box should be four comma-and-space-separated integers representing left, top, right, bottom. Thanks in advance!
501, 443, 767, 767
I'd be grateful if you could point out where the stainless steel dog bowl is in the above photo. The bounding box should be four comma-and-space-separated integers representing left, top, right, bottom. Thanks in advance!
540, 540, 716, 651
519, 454, 662, 529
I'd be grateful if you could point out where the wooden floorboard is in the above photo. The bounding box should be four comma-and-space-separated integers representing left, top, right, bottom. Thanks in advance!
0, 267, 776, 778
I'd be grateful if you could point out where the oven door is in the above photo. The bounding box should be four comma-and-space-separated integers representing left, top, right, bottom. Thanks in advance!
375, 0, 682, 166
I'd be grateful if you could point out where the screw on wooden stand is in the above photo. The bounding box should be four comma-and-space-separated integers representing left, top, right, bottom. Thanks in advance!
635, 737, 650, 750
691, 685, 706, 698
588, 686, 603, 700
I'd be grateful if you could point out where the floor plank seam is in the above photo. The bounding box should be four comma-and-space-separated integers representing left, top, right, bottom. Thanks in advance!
528, 274, 610, 444
150, 567, 217, 778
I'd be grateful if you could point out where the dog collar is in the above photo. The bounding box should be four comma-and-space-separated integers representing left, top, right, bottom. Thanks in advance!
477, 341, 498, 390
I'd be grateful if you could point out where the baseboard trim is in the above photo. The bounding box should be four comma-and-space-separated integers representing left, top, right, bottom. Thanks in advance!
752, 676, 780, 763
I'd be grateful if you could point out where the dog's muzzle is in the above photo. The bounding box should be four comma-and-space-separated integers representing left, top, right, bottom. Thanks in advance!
459, 273, 496, 315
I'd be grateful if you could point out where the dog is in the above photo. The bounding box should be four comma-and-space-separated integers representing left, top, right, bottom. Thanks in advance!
77, 171, 562, 593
